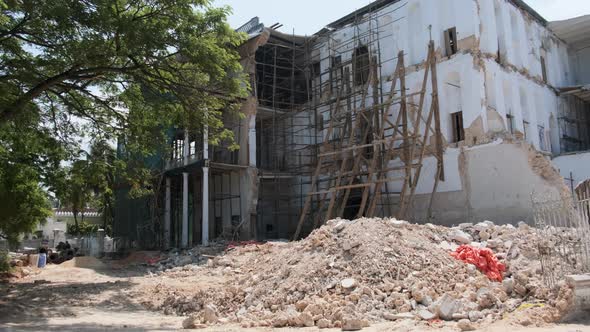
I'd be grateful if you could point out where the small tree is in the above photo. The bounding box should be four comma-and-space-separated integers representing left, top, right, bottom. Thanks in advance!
86, 139, 117, 233
0, 161, 51, 246
58, 160, 92, 229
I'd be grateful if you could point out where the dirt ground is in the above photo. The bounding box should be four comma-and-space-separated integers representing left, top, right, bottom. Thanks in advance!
0, 258, 589, 332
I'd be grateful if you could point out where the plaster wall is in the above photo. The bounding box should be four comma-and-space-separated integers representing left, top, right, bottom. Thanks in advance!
406, 142, 563, 226
552, 151, 590, 188
573, 48, 590, 84
299, 0, 577, 225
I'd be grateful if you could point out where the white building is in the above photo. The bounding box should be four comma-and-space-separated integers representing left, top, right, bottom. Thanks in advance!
115, 0, 590, 246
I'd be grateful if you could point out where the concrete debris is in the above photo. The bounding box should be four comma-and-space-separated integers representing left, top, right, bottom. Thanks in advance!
341, 317, 363, 331
449, 230, 473, 244
341, 278, 357, 289
417, 309, 437, 321
137, 217, 576, 330
458, 319, 476, 331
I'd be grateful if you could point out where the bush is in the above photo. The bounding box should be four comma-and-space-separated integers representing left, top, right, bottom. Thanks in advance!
0, 251, 10, 273
67, 221, 100, 236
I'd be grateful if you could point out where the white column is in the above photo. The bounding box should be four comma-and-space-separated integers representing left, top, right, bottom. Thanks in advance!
164, 178, 171, 249
202, 166, 210, 246
183, 129, 190, 165
182, 172, 189, 248
248, 115, 257, 167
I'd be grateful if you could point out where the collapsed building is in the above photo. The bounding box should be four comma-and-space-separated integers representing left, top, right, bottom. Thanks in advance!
114, 0, 590, 249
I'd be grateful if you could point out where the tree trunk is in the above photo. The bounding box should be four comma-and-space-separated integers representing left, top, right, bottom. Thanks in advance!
73, 211, 79, 229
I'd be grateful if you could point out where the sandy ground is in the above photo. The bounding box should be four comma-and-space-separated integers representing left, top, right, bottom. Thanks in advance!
0, 260, 589, 332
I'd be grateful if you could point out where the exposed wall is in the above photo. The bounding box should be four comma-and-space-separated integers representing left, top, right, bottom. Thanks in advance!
298, 0, 579, 226
552, 151, 590, 189
573, 48, 590, 84
407, 141, 566, 225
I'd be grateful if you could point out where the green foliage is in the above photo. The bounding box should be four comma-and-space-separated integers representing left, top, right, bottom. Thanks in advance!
67, 221, 100, 237
0, 115, 53, 245
0, 250, 10, 273
0, 0, 248, 239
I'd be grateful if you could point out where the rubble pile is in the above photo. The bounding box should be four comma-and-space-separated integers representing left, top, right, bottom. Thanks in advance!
139, 218, 575, 330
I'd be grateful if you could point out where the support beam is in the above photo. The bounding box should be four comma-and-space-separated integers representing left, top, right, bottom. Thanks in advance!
202, 114, 210, 246
202, 166, 210, 246
183, 129, 190, 165
164, 177, 171, 249
182, 172, 189, 248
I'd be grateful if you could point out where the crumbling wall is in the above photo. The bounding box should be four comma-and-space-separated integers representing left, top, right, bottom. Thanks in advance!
552, 151, 590, 190
406, 141, 567, 226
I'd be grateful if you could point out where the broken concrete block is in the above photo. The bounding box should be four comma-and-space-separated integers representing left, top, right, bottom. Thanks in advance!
203, 304, 218, 324
383, 312, 413, 321
458, 319, 476, 331
296, 312, 314, 327
473, 222, 490, 232
341, 278, 357, 289
341, 317, 362, 331
458, 223, 474, 229
450, 230, 473, 244
502, 278, 514, 295
417, 309, 436, 320
182, 316, 199, 329
434, 294, 462, 321
468, 310, 483, 322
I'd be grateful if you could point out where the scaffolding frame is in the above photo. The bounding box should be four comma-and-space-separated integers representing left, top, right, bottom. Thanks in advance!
253, 2, 444, 239
293, 41, 444, 239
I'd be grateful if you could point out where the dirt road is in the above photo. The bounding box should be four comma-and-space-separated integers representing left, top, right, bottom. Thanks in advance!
0, 260, 588, 332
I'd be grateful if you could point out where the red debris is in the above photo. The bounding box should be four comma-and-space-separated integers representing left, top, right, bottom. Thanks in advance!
451, 245, 506, 282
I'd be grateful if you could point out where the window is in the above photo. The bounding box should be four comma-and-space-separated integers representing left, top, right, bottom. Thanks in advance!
451, 111, 465, 143
312, 61, 321, 78
523, 120, 530, 141
538, 125, 547, 151
330, 56, 343, 94
317, 114, 324, 131
506, 114, 515, 134
540, 56, 548, 83
444, 27, 458, 56
353, 45, 370, 86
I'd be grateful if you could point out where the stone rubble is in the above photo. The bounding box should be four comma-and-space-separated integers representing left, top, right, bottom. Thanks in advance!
137, 218, 576, 330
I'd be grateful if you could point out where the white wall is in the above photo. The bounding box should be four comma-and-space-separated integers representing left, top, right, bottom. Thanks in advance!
573, 48, 590, 84
552, 151, 590, 188
300, 0, 578, 224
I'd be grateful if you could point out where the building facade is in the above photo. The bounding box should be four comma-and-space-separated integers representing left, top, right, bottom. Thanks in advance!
114, 0, 590, 248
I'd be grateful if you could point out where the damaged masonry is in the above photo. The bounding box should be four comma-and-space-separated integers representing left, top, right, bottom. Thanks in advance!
114, 0, 590, 248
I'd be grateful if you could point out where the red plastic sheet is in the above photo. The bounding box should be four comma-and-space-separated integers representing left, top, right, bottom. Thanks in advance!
451, 245, 506, 282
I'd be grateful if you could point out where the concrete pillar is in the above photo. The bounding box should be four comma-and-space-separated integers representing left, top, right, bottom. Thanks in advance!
183, 129, 190, 165
248, 115, 257, 167
202, 166, 210, 246
164, 177, 171, 249
182, 172, 189, 248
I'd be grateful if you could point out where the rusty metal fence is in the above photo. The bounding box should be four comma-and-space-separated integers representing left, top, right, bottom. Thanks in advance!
533, 197, 590, 288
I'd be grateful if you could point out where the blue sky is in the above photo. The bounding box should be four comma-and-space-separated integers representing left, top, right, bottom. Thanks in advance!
214, 0, 590, 35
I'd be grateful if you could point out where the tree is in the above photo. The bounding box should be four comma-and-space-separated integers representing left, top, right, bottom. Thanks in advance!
86, 139, 117, 232
59, 159, 93, 229
0, 108, 61, 245
0, 0, 248, 241
0, 158, 52, 245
